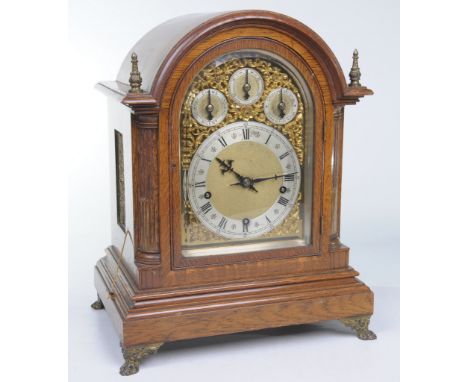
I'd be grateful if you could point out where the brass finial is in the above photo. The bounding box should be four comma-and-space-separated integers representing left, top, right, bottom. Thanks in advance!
128, 52, 143, 93
349, 49, 362, 87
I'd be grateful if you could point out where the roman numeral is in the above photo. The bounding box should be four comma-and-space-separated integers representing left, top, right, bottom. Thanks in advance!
218, 217, 227, 230
279, 152, 290, 160
242, 218, 249, 232
284, 173, 295, 182
265, 134, 271, 144
200, 157, 211, 163
218, 137, 227, 147
242, 128, 250, 140
278, 196, 289, 206
265, 216, 271, 224
194, 181, 206, 187
200, 202, 212, 214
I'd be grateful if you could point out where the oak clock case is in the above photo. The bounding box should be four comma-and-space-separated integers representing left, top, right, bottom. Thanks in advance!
93, 11, 376, 376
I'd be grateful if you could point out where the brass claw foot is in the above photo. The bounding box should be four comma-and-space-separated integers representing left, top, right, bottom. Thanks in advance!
91, 296, 104, 310
120, 343, 163, 376
340, 315, 377, 340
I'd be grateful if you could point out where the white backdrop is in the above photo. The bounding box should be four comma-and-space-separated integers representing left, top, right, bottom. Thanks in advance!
68, 1, 399, 381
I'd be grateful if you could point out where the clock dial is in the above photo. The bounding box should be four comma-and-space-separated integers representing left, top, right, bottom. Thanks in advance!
192, 88, 228, 127
180, 51, 313, 256
264, 87, 298, 125
187, 122, 301, 239
228, 68, 264, 105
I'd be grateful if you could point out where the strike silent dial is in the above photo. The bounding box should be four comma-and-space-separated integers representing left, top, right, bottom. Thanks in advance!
192, 88, 228, 127
228, 68, 264, 105
264, 87, 298, 125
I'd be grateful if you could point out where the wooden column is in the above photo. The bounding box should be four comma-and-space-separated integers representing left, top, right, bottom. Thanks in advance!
131, 106, 160, 266
122, 52, 163, 289
121, 92, 162, 289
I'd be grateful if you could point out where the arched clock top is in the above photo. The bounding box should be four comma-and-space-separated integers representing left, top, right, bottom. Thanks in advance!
99, 11, 372, 107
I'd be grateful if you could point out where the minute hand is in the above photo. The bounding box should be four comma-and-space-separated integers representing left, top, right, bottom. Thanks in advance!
251, 172, 297, 184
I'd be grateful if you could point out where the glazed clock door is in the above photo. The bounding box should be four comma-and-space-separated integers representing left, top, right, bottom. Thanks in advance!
173, 49, 321, 265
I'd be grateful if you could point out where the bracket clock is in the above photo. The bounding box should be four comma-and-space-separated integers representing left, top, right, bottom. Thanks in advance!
93, 10, 376, 376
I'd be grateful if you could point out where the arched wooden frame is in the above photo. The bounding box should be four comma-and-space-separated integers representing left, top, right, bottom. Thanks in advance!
170, 38, 324, 264
154, 27, 336, 288
149, 11, 368, 105
120, 11, 371, 288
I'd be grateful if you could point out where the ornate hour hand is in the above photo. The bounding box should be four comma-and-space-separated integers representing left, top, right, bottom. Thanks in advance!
243, 69, 251, 100
216, 157, 258, 193
277, 88, 286, 118
205, 89, 214, 120
215, 157, 235, 175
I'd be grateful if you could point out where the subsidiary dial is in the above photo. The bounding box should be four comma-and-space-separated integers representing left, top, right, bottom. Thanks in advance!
192, 88, 228, 127
264, 87, 298, 125
228, 68, 264, 105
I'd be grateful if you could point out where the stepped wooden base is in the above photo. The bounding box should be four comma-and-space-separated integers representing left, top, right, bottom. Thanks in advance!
93, 252, 375, 375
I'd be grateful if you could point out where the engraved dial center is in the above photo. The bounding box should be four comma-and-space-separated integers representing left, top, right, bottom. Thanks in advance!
208, 141, 283, 220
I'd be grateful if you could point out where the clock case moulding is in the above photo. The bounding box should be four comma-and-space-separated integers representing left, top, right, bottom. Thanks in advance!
93, 10, 375, 376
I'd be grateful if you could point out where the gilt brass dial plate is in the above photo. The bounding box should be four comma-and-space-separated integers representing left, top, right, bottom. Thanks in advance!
180, 50, 313, 256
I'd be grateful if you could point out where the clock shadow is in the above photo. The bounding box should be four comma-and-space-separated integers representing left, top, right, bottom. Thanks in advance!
157, 321, 352, 355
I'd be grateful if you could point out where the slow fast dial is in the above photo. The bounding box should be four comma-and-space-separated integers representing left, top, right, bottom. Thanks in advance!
264, 87, 298, 125
192, 88, 228, 127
